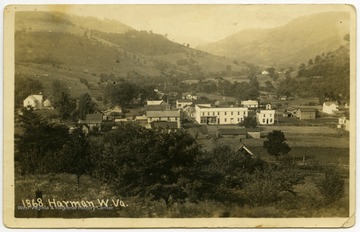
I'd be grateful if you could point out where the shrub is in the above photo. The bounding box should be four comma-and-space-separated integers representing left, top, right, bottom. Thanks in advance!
315, 169, 344, 204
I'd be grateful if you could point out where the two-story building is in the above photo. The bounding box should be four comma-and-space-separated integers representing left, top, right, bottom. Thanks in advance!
256, 104, 275, 125
194, 104, 248, 125
146, 110, 181, 128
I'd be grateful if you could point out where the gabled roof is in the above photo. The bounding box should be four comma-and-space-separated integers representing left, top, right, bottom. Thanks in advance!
146, 110, 180, 117
235, 144, 254, 156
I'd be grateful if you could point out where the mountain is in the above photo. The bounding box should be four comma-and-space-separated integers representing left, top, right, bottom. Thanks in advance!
15, 11, 248, 99
15, 11, 133, 34
198, 12, 350, 68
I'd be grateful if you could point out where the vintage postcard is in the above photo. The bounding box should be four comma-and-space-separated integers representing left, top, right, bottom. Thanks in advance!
3, 3, 356, 228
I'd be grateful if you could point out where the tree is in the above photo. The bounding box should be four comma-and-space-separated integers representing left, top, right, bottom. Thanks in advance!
103, 81, 137, 106
16, 109, 70, 174
264, 130, 291, 160
50, 81, 76, 120
78, 93, 96, 120
91, 123, 202, 205
308, 59, 314, 66
239, 116, 257, 128
59, 127, 92, 185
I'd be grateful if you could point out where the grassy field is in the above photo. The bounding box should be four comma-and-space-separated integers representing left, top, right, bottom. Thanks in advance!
15, 172, 349, 218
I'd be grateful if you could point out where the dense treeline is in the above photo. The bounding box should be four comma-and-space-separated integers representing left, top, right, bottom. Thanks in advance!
15, 111, 344, 209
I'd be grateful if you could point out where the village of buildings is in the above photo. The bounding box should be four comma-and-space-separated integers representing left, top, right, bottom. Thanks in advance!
22, 87, 350, 146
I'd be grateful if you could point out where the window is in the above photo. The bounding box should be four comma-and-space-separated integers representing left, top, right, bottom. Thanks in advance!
270, 114, 272, 117
225, 118, 227, 122
208, 112, 210, 116
238, 111, 240, 115
218, 112, 220, 115
270, 119, 273, 123
231, 112, 233, 115
213, 112, 215, 116
225, 112, 227, 115
238, 118, 240, 121
201, 112, 204, 116
263, 119, 265, 123
263, 114, 266, 117
168, 117, 170, 121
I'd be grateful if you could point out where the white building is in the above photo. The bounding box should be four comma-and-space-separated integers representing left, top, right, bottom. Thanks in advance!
256, 104, 275, 125
194, 104, 248, 125
323, 102, 339, 114
23, 94, 43, 110
241, 100, 259, 109
146, 110, 181, 128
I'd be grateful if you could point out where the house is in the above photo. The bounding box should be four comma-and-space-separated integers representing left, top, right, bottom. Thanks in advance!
283, 107, 298, 117
194, 104, 248, 125
176, 99, 193, 109
146, 110, 181, 128
23, 94, 44, 110
256, 104, 275, 125
241, 100, 259, 109
323, 102, 339, 114
296, 108, 316, 120
79, 113, 103, 131
103, 104, 123, 120
43, 99, 53, 109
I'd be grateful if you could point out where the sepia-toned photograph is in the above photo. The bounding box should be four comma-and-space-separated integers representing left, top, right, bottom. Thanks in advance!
3, 3, 356, 228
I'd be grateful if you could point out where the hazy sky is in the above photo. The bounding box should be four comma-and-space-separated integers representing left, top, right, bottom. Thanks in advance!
48, 4, 351, 46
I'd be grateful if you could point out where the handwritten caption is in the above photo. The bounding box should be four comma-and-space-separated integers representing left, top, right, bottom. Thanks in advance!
18, 198, 128, 211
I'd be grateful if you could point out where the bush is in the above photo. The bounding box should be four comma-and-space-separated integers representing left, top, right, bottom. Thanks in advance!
315, 168, 344, 204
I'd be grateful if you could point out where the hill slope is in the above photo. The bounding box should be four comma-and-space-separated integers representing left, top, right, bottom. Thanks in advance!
198, 12, 350, 68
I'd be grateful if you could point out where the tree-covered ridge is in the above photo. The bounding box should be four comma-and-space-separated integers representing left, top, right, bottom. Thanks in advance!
277, 41, 350, 104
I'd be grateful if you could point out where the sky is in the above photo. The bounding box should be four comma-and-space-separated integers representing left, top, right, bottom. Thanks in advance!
54, 4, 352, 46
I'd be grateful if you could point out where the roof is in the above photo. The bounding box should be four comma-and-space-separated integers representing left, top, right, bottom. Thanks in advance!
298, 108, 316, 112
146, 110, 180, 117
235, 144, 254, 156
147, 100, 164, 105
196, 104, 247, 109
135, 115, 147, 121
145, 105, 169, 111
150, 121, 178, 129
84, 113, 103, 124
241, 100, 258, 104
25, 94, 43, 102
